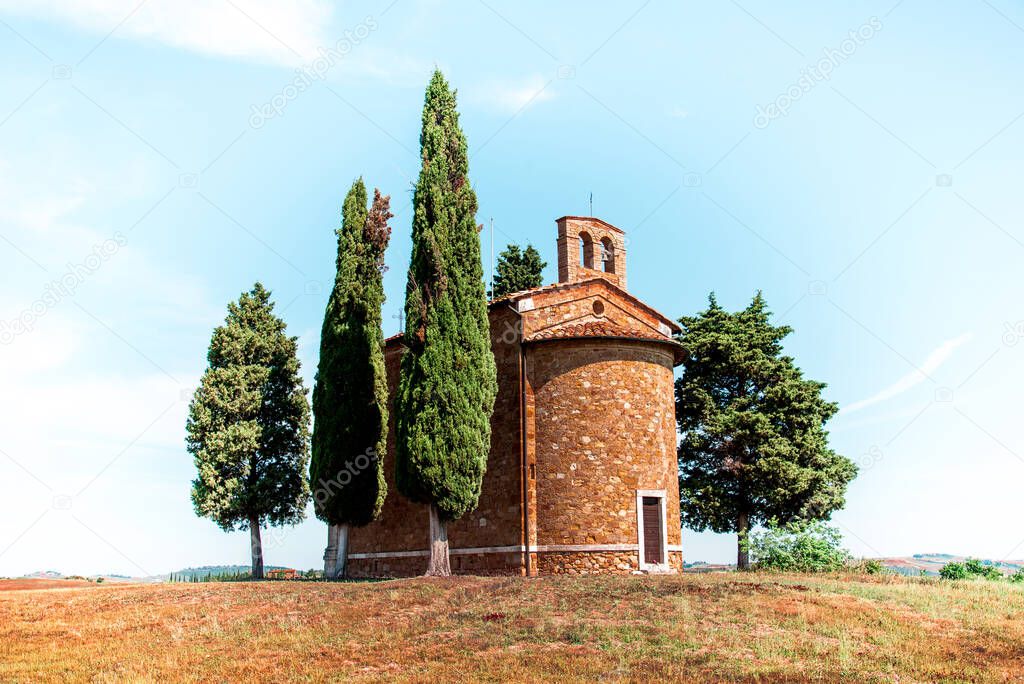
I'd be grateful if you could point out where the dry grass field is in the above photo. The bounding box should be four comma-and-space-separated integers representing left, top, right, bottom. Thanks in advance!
0, 579, 97, 592
2, 572, 1023, 682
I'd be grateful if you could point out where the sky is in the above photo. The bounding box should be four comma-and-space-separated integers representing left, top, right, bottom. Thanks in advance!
1, 0, 1022, 577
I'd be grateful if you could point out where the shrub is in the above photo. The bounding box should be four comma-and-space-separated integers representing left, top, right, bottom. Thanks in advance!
965, 558, 1003, 580
941, 559, 1005, 581
860, 559, 886, 575
747, 519, 852, 573
940, 562, 970, 580
1011, 569, 1024, 583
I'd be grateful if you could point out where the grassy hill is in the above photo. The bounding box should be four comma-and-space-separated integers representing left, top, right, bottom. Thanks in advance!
2, 572, 1023, 681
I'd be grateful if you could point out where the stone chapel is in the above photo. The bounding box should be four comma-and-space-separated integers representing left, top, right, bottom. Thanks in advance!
345, 216, 683, 576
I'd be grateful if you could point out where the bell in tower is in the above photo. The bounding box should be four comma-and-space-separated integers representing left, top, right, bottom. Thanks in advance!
555, 216, 627, 290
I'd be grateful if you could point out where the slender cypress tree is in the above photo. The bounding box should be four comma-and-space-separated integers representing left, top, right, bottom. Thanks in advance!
396, 70, 497, 576
675, 293, 857, 569
310, 179, 393, 579
187, 284, 311, 580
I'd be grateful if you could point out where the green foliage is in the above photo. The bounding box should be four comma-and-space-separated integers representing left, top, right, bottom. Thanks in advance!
490, 243, 546, 299
310, 179, 393, 527
746, 519, 852, 572
940, 559, 1006, 581
860, 558, 886, 575
396, 70, 498, 521
1011, 569, 1024, 583
187, 284, 311, 532
675, 293, 857, 559
941, 558, 1005, 581
940, 562, 970, 580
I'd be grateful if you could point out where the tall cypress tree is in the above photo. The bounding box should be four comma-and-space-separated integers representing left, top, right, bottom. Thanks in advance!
187, 284, 311, 580
675, 293, 857, 569
310, 179, 393, 579
396, 70, 497, 576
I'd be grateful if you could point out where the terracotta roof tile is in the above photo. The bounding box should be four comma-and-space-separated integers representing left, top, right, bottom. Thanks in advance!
489, 277, 681, 334
525, 321, 671, 343
488, 281, 571, 304
555, 215, 625, 234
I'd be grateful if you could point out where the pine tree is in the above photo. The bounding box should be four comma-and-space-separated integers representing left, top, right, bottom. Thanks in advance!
396, 70, 498, 576
310, 179, 393, 579
675, 293, 857, 569
187, 284, 312, 580
489, 243, 546, 299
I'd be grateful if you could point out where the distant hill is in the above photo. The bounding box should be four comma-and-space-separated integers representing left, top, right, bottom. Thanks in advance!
158, 565, 293, 582
21, 570, 134, 583
684, 561, 734, 572
21, 566, 294, 583
878, 554, 1024, 577
683, 554, 1024, 576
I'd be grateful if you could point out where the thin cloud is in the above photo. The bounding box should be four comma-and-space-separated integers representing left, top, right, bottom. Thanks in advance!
0, 0, 333, 66
471, 74, 555, 113
842, 333, 973, 414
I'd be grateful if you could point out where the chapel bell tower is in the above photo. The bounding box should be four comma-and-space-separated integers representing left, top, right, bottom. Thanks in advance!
556, 216, 627, 290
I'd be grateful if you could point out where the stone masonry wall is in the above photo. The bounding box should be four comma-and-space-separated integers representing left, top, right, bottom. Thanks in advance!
521, 279, 676, 340
526, 339, 681, 572
535, 551, 639, 575
346, 305, 526, 578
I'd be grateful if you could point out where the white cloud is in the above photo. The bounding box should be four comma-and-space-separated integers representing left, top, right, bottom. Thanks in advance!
0, 344, 189, 459
0, 160, 208, 576
471, 74, 555, 113
0, 0, 334, 66
842, 333, 973, 414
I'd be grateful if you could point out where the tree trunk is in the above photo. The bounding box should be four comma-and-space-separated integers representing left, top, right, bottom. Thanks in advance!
335, 523, 350, 579
736, 511, 751, 571
324, 524, 339, 579
426, 503, 451, 576
249, 516, 264, 580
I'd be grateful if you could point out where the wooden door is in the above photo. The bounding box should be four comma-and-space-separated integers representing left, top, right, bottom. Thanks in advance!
642, 497, 663, 565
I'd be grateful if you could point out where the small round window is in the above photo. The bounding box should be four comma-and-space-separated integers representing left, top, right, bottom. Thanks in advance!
592, 300, 605, 316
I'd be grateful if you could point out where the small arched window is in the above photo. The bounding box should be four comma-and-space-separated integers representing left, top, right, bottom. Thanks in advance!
579, 231, 595, 269
600, 237, 615, 273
